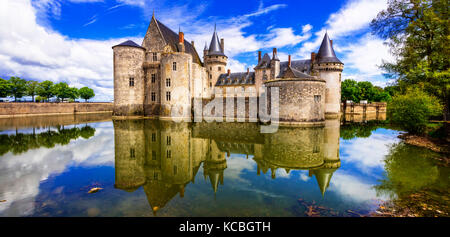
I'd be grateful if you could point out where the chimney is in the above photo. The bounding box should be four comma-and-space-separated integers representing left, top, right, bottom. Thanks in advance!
330, 40, 333, 47
227, 69, 231, 76
247, 68, 249, 74
311, 52, 316, 63
288, 55, 291, 67
220, 38, 224, 52
272, 48, 277, 59
178, 31, 185, 52
258, 51, 262, 63
191, 41, 195, 48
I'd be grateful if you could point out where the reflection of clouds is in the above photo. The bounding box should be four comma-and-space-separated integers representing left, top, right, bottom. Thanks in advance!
329, 171, 388, 203
0, 122, 114, 216
224, 154, 256, 184
299, 171, 310, 182
275, 168, 291, 179
340, 129, 400, 175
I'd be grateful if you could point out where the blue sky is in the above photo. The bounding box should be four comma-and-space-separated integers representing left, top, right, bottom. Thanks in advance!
0, 0, 394, 101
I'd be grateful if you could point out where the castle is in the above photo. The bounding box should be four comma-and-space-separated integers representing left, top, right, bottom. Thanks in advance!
112, 14, 344, 123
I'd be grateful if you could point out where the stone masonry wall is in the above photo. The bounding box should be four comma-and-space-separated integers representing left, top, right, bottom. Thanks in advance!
0, 102, 113, 117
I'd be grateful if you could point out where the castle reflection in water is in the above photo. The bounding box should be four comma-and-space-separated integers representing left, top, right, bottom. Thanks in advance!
113, 119, 341, 214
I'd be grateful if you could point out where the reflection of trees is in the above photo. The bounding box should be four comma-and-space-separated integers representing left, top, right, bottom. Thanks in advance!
375, 143, 441, 199
0, 126, 96, 156
340, 121, 386, 140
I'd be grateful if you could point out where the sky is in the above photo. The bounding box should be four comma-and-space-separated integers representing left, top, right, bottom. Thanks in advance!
0, 0, 395, 102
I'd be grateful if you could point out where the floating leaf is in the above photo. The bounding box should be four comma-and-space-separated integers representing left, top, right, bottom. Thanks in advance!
88, 187, 103, 194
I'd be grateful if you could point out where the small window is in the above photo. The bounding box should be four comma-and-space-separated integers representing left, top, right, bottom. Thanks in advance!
166, 91, 171, 101
152, 150, 156, 160
210, 67, 212, 71
209, 74, 212, 79
151, 133, 156, 142
209, 82, 212, 87
154, 172, 158, 180
173, 62, 177, 71
151, 74, 156, 83
166, 150, 171, 158
313, 144, 320, 153
166, 78, 171, 87
151, 92, 156, 102
152, 52, 157, 61
173, 165, 177, 175
166, 136, 171, 145
130, 148, 135, 158
218, 66, 221, 71
314, 95, 321, 103
129, 77, 134, 87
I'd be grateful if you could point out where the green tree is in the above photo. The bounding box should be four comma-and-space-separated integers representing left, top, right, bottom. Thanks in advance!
371, 0, 450, 120
26, 80, 39, 102
8, 77, 27, 101
341, 79, 361, 102
0, 78, 12, 98
52, 82, 71, 102
78, 87, 95, 102
388, 88, 442, 134
357, 81, 377, 102
36, 80, 54, 102
68, 87, 79, 101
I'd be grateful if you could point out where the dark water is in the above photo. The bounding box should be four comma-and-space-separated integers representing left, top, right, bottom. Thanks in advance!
0, 115, 447, 217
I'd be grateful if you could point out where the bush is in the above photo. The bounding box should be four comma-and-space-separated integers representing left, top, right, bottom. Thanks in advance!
388, 88, 443, 134
35, 96, 44, 102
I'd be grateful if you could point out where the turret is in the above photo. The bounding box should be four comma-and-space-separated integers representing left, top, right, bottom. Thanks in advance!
312, 33, 344, 117
204, 25, 228, 92
112, 40, 145, 116
270, 48, 280, 80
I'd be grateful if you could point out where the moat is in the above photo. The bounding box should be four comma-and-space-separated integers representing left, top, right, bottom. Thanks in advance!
0, 114, 448, 217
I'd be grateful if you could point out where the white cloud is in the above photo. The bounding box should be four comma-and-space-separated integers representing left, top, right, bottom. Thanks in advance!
264, 27, 311, 48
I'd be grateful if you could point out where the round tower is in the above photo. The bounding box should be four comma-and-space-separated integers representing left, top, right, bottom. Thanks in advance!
204, 25, 227, 93
313, 33, 344, 118
112, 40, 146, 116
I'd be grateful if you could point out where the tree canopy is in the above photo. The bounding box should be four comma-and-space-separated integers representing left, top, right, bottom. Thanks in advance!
8, 77, 27, 101
371, 0, 449, 119
341, 79, 392, 103
79, 87, 95, 102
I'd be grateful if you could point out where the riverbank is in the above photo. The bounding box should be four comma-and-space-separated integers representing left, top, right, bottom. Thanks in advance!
0, 102, 113, 118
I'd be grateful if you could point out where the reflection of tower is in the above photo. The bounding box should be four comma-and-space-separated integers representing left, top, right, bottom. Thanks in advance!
203, 140, 227, 194
113, 120, 146, 191
113, 119, 209, 215
309, 119, 341, 196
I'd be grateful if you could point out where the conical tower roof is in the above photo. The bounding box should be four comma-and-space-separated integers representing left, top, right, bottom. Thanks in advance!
312, 168, 337, 196
316, 33, 342, 64
207, 25, 226, 56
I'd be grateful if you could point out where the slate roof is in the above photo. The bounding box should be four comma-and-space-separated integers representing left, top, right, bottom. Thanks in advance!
279, 60, 312, 76
316, 33, 342, 64
254, 53, 272, 69
215, 72, 255, 86
113, 40, 145, 49
153, 19, 203, 65
207, 26, 226, 57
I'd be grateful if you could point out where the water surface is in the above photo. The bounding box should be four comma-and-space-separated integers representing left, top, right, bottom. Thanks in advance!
0, 114, 447, 217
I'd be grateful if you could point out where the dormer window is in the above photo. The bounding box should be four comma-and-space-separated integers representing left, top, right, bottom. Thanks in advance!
173, 62, 177, 71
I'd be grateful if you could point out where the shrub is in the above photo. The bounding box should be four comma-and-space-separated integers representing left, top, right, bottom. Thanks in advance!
388, 88, 443, 134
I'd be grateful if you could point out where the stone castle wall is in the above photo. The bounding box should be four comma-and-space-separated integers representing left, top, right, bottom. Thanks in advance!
0, 102, 113, 118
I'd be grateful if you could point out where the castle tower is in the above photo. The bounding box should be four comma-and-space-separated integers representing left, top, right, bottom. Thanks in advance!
112, 40, 146, 116
204, 25, 227, 93
312, 33, 344, 117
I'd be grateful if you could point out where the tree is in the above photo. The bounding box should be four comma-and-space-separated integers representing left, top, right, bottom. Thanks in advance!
0, 78, 12, 98
36, 80, 54, 102
371, 0, 450, 120
67, 87, 79, 101
388, 88, 442, 134
78, 87, 95, 102
52, 82, 71, 102
26, 80, 39, 102
8, 77, 27, 101
357, 81, 377, 102
341, 79, 361, 102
